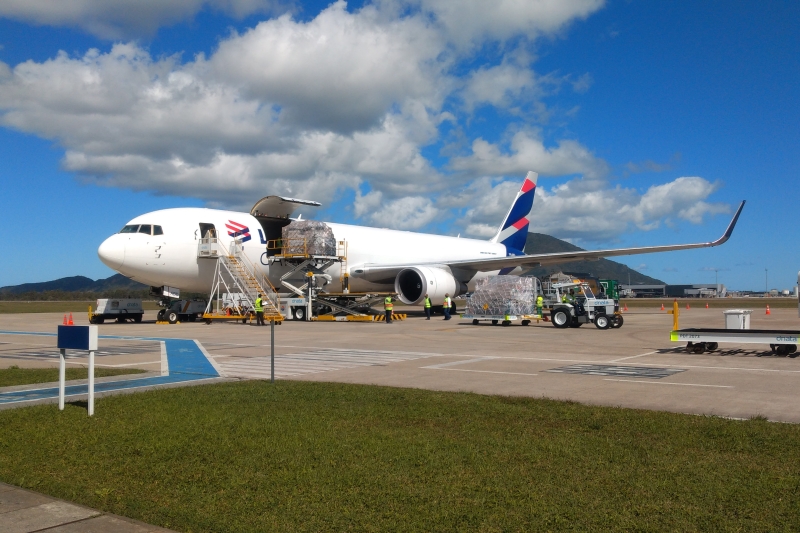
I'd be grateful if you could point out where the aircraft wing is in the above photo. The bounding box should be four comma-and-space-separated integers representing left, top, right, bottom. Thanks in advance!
355, 201, 745, 280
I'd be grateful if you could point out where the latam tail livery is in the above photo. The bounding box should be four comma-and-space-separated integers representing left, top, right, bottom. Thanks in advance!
97, 171, 745, 305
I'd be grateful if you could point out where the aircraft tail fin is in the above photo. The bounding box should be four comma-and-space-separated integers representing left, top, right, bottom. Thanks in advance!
490, 171, 538, 254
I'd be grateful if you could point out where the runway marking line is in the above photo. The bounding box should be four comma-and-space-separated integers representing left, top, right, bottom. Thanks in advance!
427, 368, 538, 377
604, 379, 733, 388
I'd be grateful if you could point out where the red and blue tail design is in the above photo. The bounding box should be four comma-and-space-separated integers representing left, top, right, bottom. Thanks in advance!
491, 171, 538, 256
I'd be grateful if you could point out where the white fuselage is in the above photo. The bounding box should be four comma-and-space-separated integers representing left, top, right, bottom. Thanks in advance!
98, 208, 509, 295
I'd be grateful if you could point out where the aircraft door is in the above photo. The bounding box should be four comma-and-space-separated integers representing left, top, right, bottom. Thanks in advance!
199, 223, 217, 239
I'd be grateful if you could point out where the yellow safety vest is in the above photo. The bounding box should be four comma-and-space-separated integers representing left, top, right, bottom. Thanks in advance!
444, 297, 451, 307
424, 297, 431, 308
384, 297, 393, 311
254, 298, 263, 312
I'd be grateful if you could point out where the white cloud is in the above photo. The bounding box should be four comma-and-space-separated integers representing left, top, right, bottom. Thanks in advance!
210, 1, 448, 133
450, 131, 609, 179
361, 196, 439, 230
456, 175, 730, 244
0, 0, 283, 39
461, 63, 536, 111
414, 0, 605, 47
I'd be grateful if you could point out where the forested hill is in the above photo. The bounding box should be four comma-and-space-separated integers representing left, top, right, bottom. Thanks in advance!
523, 233, 665, 285
0, 274, 149, 300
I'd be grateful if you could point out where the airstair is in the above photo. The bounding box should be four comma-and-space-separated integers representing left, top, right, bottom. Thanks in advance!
198, 237, 283, 323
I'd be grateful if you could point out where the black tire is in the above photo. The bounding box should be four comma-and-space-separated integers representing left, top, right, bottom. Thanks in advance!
521, 320, 530, 326
133, 314, 143, 323
570, 320, 583, 328
472, 319, 479, 325
610, 315, 624, 328
706, 342, 718, 351
205, 318, 212, 325
242, 318, 248, 324
94, 317, 104, 324
167, 311, 179, 324
551, 308, 570, 329
293, 307, 305, 321
492, 319, 498, 325
776, 345, 790, 356
502, 320, 511, 327
692, 343, 706, 354
157, 310, 166, 321
686, 342, 694, 353
594, 315, 610, 330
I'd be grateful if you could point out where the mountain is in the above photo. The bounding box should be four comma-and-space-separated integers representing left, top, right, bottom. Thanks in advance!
523, 233, 665, 285
0, 274, 148, 296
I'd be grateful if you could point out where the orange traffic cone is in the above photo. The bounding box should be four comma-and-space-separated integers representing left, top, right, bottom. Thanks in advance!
705, 302, 709, 309
660, 303, 665, 311
623, 303, 628, 312
63, 314, 68, 325
686, 303, 690, 310
68, 313, 74, 325
766, 305, 771, 316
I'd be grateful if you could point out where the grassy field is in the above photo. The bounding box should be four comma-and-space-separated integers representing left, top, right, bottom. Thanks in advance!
0, 301, 161, 314
1, 381, 798, 532
0, 366, 145, 387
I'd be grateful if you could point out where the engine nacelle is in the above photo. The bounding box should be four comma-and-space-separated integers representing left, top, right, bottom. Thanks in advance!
394, 266, 466, 305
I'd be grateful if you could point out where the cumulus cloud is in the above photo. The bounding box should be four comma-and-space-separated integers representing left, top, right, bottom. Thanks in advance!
456, 175, 730, 243
0, 0, 283, 39
450, 131, 609, 179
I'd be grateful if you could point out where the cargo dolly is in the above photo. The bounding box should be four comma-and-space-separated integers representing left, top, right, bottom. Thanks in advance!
461, 313, 542, 326
671, 328, 799, 356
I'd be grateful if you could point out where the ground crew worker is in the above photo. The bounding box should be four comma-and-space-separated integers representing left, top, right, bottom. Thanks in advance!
384, 295, 394, 323
424, 294, 432, 320
254, 293, 264, 326
536, 294, 544, 317
443, 293, 451, 320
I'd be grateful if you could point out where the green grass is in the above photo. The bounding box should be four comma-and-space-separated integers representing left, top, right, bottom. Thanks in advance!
0, 301, 161, 314
0, 366, 145, 387
1, 381, 799, 532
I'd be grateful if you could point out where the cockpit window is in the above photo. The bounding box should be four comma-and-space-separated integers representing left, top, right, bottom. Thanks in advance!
119, 225, 139, 233
138, 224, 152, 235
153, 225, 163, 235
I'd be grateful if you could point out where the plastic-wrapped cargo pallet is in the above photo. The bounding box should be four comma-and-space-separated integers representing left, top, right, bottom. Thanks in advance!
466, 276, 537, 316
281, 220, 337, 256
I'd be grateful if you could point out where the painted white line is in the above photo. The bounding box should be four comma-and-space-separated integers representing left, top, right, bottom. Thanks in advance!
160, 341, 168, 376
428, 368, 538, 377
422, 357, 497, 369
608, 351, 658, 363
603, 379, 733, 388
195, 340, 224, 376
93, 361, 161, 368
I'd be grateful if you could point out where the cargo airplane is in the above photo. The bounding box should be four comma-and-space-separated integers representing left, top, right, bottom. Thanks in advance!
97, 172, 745, 305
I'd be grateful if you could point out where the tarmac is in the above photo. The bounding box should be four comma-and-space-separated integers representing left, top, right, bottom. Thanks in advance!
1, 304, 799, 531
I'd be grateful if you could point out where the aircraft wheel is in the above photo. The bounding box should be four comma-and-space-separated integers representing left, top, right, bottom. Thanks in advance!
551, 308, 570, 329
594, 315, 610, 330
167, 311, 179, 324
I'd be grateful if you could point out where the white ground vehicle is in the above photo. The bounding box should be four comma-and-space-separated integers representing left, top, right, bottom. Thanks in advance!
548, 282, 622, 330
90, 299, 143, 324
157, 299, 207, 324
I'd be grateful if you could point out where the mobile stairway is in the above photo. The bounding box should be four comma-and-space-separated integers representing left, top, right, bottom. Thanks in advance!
198, 237, 283, 324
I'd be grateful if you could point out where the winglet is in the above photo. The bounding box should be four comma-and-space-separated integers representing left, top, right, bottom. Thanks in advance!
710, 200, 745, 246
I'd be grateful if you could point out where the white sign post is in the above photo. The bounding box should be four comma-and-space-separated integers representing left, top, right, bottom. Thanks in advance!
57, 325, 99, 416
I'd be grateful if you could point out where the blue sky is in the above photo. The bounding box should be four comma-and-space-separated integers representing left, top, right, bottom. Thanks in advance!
0, 0, 797, 291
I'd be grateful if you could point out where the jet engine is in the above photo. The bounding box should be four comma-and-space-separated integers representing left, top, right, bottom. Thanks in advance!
394, 266, 467, 305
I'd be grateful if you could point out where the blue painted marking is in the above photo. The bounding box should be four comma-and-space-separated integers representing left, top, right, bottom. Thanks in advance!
0, 332, 220, 405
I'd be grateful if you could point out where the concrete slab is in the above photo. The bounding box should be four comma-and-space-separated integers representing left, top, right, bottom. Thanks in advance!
2, 308, 800, 422
1, 501, 99, 533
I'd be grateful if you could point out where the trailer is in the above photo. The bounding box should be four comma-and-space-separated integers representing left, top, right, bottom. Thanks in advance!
671, 328, 799, 356
461, 313, 542, 326
89, 299, 143, 324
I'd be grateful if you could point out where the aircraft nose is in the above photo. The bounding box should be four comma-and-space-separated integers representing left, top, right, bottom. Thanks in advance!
98, 235, 125, 270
